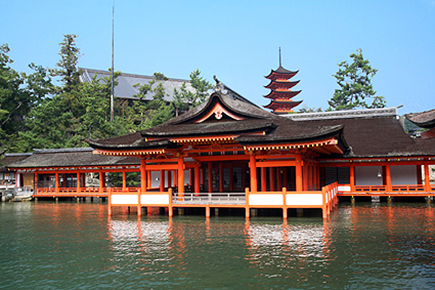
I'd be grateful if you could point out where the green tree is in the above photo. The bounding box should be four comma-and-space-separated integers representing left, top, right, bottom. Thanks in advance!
18, 35, 126, 151
132, 72, 173, 128
328, 49, 385, 111
173, 69, 211, 116
298, 105, 322, 113
0, 44, 34, 151
52, 34, 81, 93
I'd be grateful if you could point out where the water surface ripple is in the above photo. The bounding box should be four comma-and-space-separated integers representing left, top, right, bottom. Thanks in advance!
0, 202, 434, 289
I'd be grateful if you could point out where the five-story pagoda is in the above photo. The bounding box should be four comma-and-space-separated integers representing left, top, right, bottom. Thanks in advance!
263, 48, 302, 114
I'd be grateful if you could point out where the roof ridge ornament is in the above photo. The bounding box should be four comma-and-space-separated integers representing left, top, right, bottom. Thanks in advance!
213, 75, 228, 95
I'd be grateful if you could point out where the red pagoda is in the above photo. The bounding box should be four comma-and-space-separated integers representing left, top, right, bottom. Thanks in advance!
263, 48, 302, 114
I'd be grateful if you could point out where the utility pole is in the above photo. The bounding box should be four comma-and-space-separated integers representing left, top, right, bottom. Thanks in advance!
110, 3, 115, 122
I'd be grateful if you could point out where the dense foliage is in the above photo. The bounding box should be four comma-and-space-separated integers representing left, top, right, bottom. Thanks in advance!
1, 35, 211, 153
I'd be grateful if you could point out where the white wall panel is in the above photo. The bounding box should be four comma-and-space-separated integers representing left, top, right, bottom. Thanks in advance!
249, 194, 283, 206
141, 194, 169, 205
111, 194, 138, 205
286, 194, 323, 206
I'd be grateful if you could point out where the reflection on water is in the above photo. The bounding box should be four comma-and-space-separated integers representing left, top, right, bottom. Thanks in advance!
1, 202, 435, 289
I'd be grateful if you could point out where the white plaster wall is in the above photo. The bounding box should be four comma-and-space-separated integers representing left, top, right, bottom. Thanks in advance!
249, 194, 283, 206
111, 194, 138, 205
355, 166, 383, 185
286, 194, 323, 206
391, 165, 417, 185
140, 194, 169, 205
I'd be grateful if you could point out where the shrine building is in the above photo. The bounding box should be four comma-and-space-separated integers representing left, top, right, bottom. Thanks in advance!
5, 66, 435, 219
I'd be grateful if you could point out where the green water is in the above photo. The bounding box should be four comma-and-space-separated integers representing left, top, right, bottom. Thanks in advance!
0, 201, 434, 289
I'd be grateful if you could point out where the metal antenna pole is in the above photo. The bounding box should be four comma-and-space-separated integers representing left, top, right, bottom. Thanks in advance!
279, 47, 282, 67
110, 3, 115, 122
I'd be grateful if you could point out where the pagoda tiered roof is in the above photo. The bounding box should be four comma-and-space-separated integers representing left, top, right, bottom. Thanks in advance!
265, 66, 298, 80
263, 61, 302, 113
263, 90, 302, 100
264, 79, 300, 90
263, 100, 303, 111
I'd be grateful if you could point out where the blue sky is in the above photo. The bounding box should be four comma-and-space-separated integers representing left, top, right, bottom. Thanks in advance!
2, 0, 435, 114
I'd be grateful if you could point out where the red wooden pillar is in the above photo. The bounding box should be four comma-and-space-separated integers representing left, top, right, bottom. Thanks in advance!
261, 167, 267, 192
122, 170, 127, 191
167, 171, 172, 188
424, 163, 431, 192
219, 163, 223, 192
249, 152, 257, 192
77, 172, 81, 193
178, 157, 184, 194
174, 170, 178, 187
385, 164, 392, 192
160, 170, 165, 192
34, 172, 38, 194
208, 162, 213, 193
147, 171, 151, 189
194, 162, 200, 194
55, 172, 59, 193
99, 171, 104, 193
269, 167, 275, 191
296, 155, 303, 192
102, 172, 106, 187
140, 158, 147, 193
350, 165, 355, 192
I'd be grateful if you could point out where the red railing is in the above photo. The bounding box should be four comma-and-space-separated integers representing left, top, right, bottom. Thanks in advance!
355, 185, 386, 192
391, 185, 425, 192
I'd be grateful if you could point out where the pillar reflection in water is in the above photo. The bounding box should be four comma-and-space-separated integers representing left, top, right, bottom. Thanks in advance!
244, 218, 332, 281
108, 216, 189, 276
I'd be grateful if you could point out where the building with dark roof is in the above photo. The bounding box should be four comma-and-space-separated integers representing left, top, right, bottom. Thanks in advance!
79, 68, 195, 103
4, 75, 435, 219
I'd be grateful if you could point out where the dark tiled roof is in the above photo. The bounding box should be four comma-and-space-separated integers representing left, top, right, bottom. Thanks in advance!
79, 68, 195, 102
0, 153, 32, 170
87, 90, 346, 150
143, 119, 276, 137
405, 109, 435, 129
8, 148, 140, 168
300, 116, 432, 157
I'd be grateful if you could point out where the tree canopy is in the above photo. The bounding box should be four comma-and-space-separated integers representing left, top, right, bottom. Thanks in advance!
328, 49, 385, 111
1, 35, 212, 153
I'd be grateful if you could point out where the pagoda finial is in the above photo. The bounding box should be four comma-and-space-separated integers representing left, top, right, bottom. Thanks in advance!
279, 47, 282, 67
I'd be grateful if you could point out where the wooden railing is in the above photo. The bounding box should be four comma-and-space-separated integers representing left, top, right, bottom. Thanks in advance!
391, 185, 425, 192
339, 184, 434, 194
107, 183, 339, 219
173, 192, 245, 204
355, 185, 386, 192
